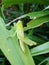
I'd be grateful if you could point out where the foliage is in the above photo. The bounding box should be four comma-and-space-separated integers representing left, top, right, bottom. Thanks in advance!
0, 0, 49, 65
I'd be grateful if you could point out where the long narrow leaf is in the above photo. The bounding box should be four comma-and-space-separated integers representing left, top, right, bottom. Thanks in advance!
24, 15, 49, 31
6, 10, 49, 27
31, 42, 49, 56
0, 17, 35, 65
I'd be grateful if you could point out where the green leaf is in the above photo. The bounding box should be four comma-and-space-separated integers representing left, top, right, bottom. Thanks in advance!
24, 15, 49, 31
0, 17, 35, 65
31, 42, 49, 56
25, 10, 49, 19
27, 34, 47, 44
38, 57, 49, 65
46, 62, 49, 65
2, 0, 49, 8
6, 10, 49, 27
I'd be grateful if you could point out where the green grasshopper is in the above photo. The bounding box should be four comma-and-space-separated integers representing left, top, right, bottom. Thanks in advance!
8, 20, 37, 53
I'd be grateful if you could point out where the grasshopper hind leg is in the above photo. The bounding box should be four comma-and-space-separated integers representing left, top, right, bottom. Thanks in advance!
19, 40, 25, 53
